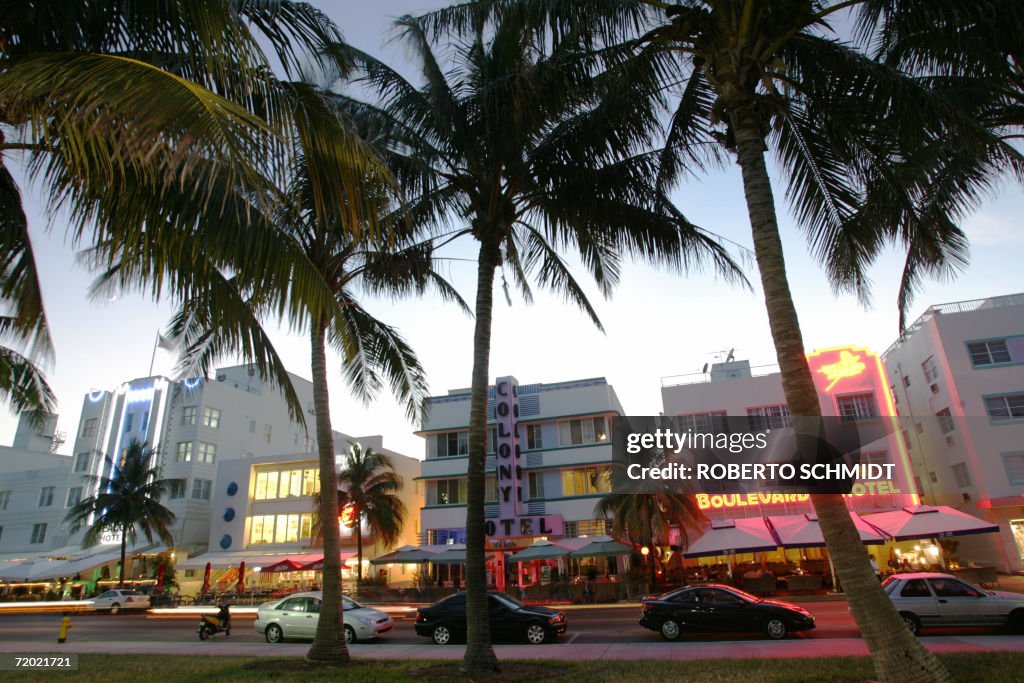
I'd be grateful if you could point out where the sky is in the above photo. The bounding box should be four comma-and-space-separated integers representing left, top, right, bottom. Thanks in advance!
2, 2, 1023, 460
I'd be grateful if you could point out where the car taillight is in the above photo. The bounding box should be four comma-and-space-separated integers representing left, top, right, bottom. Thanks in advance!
416, 611, 426, 623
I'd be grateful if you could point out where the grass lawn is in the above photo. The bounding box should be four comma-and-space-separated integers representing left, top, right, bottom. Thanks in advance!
3, 653, 1024, 683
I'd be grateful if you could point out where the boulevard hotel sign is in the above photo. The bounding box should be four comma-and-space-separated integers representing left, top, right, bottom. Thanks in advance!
487, 376, 564, 538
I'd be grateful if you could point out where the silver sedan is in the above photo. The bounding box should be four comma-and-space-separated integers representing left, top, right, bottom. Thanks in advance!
883, 572, 1024, 635
253, 591, 393, 644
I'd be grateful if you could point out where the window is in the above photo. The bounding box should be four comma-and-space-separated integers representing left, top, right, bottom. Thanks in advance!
563, 519, 612, 538
182, 406, 197, 425
1003, 453, 1024, 486
435, 431, 469, 458
968, 340, 1012, 367
168, 479, 186, 499
936, 408, 955, 434
985, 394, 1024, 422
191, 479, 212, 500
197, 442, 217, 464
253, 468, 319, 501
0, 491, 9, 510
249, 419, 256, 434
922, 356, 939, 383
485, 475, 498, 503
74, 452, 91, 473
487, 427, 497, 454
560, 466, 610, 496
65, 487, 82, 508
203, 407, 221, 429
263, 424, 272, 443
248, 513, 314, 544
558, 417, 608, 446
140, 410, 149, 432
952, 462, 972, 489
176, 442, 193, 462
30, 523, 46, 544
80, 418, 98, 437
278, 597, 306, 612
38, 486, 54, 507
0, 527, 3, 542
929, 471, 938, 484
746, 405, 791, 431
528, 472, 545, 500
929, 578, 981, 598
837, 393, 878, 421
124, 413, 134, 432
427, 479, 468, 506
858, 451, 889, 470
900, 579, 931, 597
678, 411, 728, 433
429, 528, 467, 545
526, 424, 543, 450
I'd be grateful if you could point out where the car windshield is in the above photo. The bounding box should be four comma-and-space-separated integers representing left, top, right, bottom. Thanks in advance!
491, 593, 524, 610
342, 596, 362, 611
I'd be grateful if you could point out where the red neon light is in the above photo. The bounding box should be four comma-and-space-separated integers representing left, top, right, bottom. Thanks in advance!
339, 504, 357, 529
815, 349, 867, 391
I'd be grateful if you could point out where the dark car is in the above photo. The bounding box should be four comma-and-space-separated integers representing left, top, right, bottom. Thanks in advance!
414, 591, 567, 645
639, 584, 815, 640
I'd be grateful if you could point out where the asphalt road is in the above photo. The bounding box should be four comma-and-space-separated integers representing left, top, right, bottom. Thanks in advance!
0, 602, 906, 647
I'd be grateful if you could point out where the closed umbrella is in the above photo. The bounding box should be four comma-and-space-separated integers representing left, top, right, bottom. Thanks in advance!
237, 561, 245, 594
200, 562, 211, 598
154, 564, 164, 594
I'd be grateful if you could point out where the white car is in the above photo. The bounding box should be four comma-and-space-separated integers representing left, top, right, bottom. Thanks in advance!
883, 572, 1024, 635
88, 589, 151, 614
254, 591, 393, 644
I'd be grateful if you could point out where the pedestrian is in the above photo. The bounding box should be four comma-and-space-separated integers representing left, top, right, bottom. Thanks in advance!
869, 556, 881, 579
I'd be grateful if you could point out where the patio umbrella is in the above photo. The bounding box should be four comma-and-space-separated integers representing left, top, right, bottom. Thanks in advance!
154, 564, 164, 594
767, 512, 886, 548
369, 545, 441, 564
684, 518, 781, 558
568, 536, 632, 558
237, 561, 245, 594
260, 558, 303, 573
510, 540, 571, 562
862, 505, 999, 541
200, 562, 211, 597
430, 545, 467, 564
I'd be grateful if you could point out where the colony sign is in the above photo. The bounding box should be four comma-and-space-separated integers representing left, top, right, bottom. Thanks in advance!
486, 376, 563, 538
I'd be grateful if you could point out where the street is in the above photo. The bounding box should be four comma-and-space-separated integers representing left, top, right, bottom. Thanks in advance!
0, 601, 1000, 647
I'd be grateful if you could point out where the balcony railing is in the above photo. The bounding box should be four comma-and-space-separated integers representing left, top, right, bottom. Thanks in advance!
884, 292, 1024, 359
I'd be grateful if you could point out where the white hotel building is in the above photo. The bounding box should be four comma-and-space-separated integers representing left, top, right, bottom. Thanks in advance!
882, 293, 1024, 572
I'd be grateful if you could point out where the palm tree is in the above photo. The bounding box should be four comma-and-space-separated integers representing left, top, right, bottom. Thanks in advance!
64, 440, 176, 588
336, 442, 407, 585
429, 2, 1022, 680
0, 1, 377, 422
596, 490, 705, 593
354, 6, 745, 673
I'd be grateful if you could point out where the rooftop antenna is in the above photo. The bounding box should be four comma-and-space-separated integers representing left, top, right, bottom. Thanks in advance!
726, 348, 735, 363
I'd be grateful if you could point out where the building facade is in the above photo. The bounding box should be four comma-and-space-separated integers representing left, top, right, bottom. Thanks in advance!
882, 293, 1024, 572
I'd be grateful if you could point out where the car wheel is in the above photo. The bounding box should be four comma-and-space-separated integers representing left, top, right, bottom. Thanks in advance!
109, 603, 121, 615
900, 612, 921, 637
344, 625, 356, 644
660, 619, 682, 641
763, 617, 788, 640
432, 624, 452, 645
265, 624, 284, 644
525, 623, 547, 645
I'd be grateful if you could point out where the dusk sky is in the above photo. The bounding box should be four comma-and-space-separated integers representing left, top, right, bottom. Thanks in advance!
3, 2, 1022, 459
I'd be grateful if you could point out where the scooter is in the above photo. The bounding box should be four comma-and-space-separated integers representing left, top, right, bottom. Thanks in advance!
197, 605, 231, 640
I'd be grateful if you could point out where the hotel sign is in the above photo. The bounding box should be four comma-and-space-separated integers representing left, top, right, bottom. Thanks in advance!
486, 376, 563, 538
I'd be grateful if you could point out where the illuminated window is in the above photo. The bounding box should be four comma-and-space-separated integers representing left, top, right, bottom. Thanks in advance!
176, 442, 193, 462
746, 405, 791, 430
435, 431, 469, 458
936, 408, 955, 434
203, 407, 221, 429
558, 417, 608, 446
428, 479, 468, 505
560, 466, 610, 496
968, 340, 1012, 367
985, 394, 1024, 422
81, 418, 98, 437
182, 406, 197, 425
30, 523, 46, 544
836, 393, 878, 421
302, 468, 320, 496
922, 356, 940, 383
526, 424, 543, 450
197, 442, 216, 464
486, 475, 498, 503
563, 519, 612, 538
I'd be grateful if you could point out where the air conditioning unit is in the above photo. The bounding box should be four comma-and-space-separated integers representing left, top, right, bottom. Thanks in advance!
930, 383, 940, 394
945, 435, 955, 446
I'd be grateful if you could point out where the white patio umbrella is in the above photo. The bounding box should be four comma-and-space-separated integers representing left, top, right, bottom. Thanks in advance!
862, 505, 999, 541
510, 540, 571, 562
767, 512, 887, 548
567, 536, 632, 558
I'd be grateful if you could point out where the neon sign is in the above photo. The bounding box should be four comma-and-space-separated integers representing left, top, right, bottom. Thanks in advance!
816, 350, 866, 391
696, 481, 904, 510
340, 504, 357, 529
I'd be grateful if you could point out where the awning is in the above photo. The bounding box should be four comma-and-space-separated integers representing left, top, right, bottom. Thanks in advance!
296, 552, 355, 571
568, 536, 632, 558
370, 545, 442, 564
863, 505, 999, 541
685, 518, 781, 558
431, 545, 466, 564
767, 512, 886, 548
259, 558, 303, 573
510, 540, 571, 562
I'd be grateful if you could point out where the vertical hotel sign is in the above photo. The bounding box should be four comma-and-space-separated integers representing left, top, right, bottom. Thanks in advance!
488, 376, 563, 538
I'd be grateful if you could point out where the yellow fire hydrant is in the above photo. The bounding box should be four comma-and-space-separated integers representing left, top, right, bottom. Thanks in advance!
58, 614, 72, 644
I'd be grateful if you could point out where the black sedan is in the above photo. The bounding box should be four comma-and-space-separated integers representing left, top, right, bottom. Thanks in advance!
414, 591, 567, 645
639, 584, 815, 640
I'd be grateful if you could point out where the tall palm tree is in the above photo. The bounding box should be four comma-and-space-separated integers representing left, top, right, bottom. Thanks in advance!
427, 2, 1022, 680
64, 440, 176, 588
336, 442, 407, 585
595, 489, 705, 593
0, 1, 378, 422
354, 6, 745, 673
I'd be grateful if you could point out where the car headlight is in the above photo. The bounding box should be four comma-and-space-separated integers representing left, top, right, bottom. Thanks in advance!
356, 616, 375, 626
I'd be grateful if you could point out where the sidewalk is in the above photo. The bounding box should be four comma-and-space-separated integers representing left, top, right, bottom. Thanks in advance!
2, 636, 1023, 661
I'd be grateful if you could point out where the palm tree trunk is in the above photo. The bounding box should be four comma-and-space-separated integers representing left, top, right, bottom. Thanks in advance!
306, 316, 350, 664
729, 105, 952, 683
118, 525, 127, 588
356, 520, 363, 585
462, 239, 501, 675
